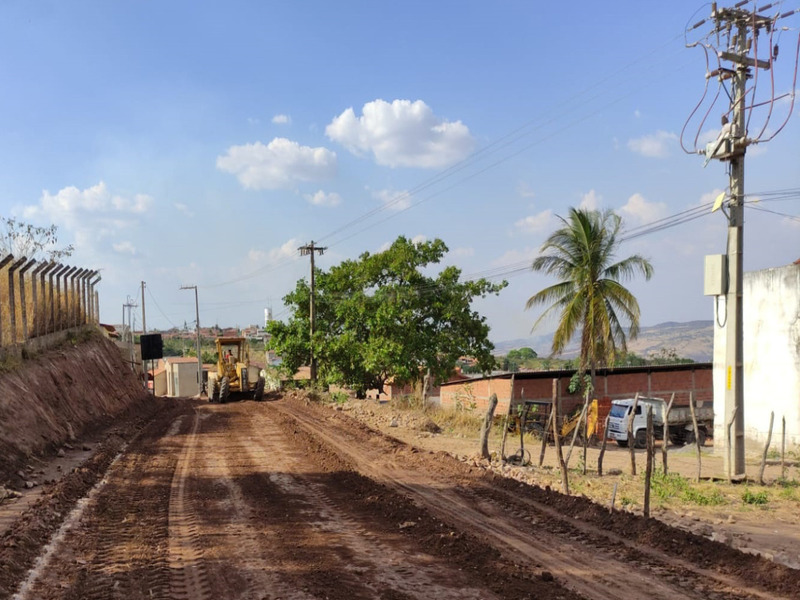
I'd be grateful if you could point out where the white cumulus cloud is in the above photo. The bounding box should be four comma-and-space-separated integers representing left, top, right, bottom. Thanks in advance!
515, 210, 553, 234
272, 114, 291, 125
579, 189, 603, 210
305, 190, 342, 207
619, 193, 667, 224
216, 138, 337, 190
700, 188, 726, 207
627, 130, 677, 158
248, 238, 301, 264
20, 181, 153, 263
326, 99, 474, 168
411, 234, 427, 245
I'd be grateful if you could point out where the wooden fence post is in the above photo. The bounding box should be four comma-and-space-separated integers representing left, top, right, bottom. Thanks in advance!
758, 411, 774, 485
781, 416, 786, 480
480, 393, 498, 460
597, 414, 610, 476
552, 379, 569, 494
565, 391, 590, 467
689, 391, 701, 482
662, 393, 674, 475
538, 409, 554, 467
629, 392, 640, 476
644, 406, 654, 518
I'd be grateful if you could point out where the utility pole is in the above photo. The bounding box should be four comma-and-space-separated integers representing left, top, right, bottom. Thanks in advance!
180, 285, 204, 396
299, 241, 326, 383
123, 296, 138, 373
141, 281, 148, 391
688, 3, 783, 478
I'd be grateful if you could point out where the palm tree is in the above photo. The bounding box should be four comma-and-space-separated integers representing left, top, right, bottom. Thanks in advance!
525, 208, 653, 387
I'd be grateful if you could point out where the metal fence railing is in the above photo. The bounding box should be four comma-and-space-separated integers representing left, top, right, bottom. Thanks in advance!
0, 254, 101, 348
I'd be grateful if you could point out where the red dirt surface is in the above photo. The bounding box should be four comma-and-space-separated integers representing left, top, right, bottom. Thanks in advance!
0, 387, 797, 600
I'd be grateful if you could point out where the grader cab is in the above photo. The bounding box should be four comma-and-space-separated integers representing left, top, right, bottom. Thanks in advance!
208, 337, 266, 403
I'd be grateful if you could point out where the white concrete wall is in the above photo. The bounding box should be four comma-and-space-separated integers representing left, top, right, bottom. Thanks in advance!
713, 263, 800, 450
164, 360, 201, 397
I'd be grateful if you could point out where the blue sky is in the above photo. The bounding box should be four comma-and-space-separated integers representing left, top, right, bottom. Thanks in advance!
2, 1, 798, 347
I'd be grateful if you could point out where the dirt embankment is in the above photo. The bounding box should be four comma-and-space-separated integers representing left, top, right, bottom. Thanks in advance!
0, 332, 150, 484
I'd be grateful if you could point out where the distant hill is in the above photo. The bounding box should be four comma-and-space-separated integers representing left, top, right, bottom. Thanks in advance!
494, 320, 713, 363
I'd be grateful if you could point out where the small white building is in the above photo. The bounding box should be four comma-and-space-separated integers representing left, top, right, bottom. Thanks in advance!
713, 261, 800, 449
165, 357, 203, 397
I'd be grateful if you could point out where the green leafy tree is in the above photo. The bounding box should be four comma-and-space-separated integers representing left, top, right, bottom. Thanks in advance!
268, 236, 506, 397
525, 208, 653, 388
0, 216, 74, 260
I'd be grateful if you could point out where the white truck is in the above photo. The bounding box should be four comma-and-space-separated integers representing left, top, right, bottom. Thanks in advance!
606, 397, 713, 449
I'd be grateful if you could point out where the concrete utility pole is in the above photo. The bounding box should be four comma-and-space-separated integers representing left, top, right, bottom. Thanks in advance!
180, 285, 204, 396
141, 281, 147, 334
298, 241, 326, 383
141, 281, 148, 391
691, 3, 779, 478
123, 297, 138, 372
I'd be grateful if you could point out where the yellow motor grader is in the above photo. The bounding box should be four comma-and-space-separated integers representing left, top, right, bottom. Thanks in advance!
207, 336, 266, 403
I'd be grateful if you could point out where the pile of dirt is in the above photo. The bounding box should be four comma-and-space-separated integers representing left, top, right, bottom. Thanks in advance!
0, 332, 150, 484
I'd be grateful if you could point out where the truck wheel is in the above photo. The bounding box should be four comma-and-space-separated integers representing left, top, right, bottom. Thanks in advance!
687, 429, 706, 447
634, 429, 647, 449
220, 376, 230, 403
209, 379, 220, 403
253, 376, 265, 401
616, 439, 629, 448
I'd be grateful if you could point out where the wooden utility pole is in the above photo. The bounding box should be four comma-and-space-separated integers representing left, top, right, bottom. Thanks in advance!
299, 241, 326, 383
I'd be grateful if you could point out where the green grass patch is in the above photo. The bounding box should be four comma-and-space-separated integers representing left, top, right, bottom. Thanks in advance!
648, 470, 690, 501
682, 487, 727, 506
741, 488, 769, 506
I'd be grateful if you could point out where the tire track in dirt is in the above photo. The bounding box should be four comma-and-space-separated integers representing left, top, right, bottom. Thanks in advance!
168, 411, 212, 600
236, 405, 502, 600
276, 399, 790, 600
8, 409, 189, 600
470, 482, 785, 600
187, 406, 318, 600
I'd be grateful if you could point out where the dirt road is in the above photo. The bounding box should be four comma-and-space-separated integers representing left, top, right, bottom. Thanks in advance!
1, 394, 797, 600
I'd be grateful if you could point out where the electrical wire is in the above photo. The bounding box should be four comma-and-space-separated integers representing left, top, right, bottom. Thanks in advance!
146, 286, 179, 329
746, 204, 800, 221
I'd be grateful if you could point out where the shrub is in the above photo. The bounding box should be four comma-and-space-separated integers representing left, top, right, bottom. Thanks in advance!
741, 488, 769, 506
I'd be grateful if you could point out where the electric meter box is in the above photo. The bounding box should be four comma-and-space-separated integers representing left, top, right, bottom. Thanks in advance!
704, 254, 727, 296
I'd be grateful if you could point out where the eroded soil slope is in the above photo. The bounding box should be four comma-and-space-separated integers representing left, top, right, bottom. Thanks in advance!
0, 332, 149, 483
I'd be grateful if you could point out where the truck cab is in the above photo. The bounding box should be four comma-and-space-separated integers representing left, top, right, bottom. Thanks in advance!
606, 397, 664, 449
607, 396, 712, 449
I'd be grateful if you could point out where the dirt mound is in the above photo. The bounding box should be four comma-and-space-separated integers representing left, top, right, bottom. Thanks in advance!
0, 332, 150, 484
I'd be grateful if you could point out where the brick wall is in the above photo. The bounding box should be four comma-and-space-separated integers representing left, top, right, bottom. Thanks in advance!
440, 365, 713, 417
